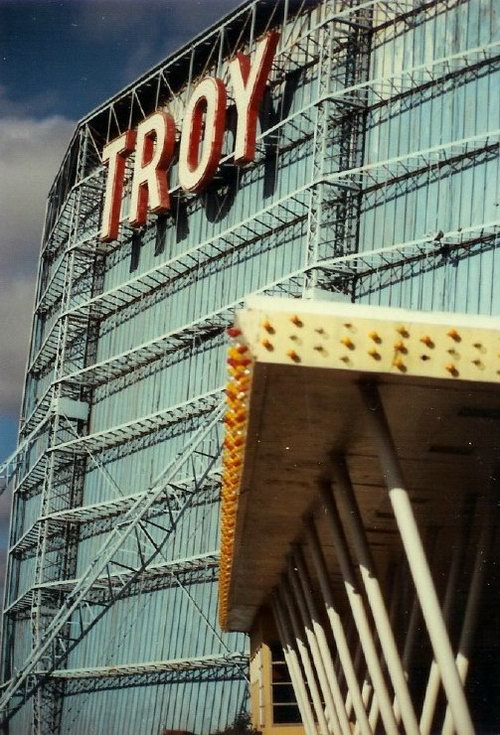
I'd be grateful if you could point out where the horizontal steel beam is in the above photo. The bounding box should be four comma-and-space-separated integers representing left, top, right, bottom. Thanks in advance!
4, 552, 220, 616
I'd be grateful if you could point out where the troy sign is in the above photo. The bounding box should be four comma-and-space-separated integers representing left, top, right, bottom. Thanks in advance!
101, 31, 279, 242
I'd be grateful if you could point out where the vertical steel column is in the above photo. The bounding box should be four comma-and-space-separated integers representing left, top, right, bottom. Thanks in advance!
441, 502, 495, 735
305, 521, 373, 735
401, 591, 420, 678
361, 383, 474, 735
291, 548, 353, 735
332, 458, 420, 735
272, 593, 318, 735
279, 585, 330, 735
31, 129, 88, 735
303, 1, 332, 294
288, 569, 341, 735
316, 484, 399, 735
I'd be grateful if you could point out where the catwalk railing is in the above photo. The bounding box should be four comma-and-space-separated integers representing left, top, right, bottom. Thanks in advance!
51, 653, 249, 693
10, 473, 221, 561
23, 126, 499, 403
4, 552, 220, 617
3, 219, 499, 506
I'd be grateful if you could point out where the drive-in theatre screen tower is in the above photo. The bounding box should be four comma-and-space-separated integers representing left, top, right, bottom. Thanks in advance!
0, 1, 498, 734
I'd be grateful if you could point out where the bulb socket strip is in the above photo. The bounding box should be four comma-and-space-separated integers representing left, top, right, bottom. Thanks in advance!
219, 325, 253, 629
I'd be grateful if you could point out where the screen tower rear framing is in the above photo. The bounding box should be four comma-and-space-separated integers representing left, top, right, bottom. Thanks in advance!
0, 0, 498, 733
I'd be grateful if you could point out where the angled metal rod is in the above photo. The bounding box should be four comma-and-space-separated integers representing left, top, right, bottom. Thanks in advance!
360, 561, 399, 735
366, 552, 422, 733
393, 565, 422, 727
441, 498, 495, 735
361, 383, 475, 735
346, 624, 373, 717
339, 618, 361, 715
366, 682, 379, 733
332, 458, 420, 735
316, 485, 399, 735
363, 562, 399, 735
291, 548, 353, 735
305, 520, 373, 735
420, 507, 470, 735
351, 651, 373, 734
60, 414, 235, 662
284, 569, 341, 735
280, 583, 330, 735
272, 592, 318, 735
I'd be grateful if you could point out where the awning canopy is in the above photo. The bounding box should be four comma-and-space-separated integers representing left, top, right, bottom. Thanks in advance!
220, 297, 500, 632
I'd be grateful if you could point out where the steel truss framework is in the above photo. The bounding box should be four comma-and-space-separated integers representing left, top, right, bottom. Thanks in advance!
271, 389, 495, 735
0, 0, 498, 732
4, 552, 220, 618
52, 653, 249, 694
1, 405, 228, 723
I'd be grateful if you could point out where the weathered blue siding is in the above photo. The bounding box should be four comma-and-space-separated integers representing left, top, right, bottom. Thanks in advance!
1, 1, 498, 733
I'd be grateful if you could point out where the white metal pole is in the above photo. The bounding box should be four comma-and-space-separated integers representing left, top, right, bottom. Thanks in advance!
343, 617, 360, 698
347, 629, 376, 728
363, 562, 401, 735
285, 566, 343, 735
316, 485, 400, 735
441, 506, 494, 735
350, 629, 373, 714
280, 583, 330, 735
292, 548, 353, 735
272, 592, 318, 735
361, 383, 475, 735
365, 561, 405, 735
305, 521, 373, 735
349, 637, 375, 732
420, 511, 469, 735
393, 580, 421, 726
367, 685, 380, 733
332, 458, 420, 735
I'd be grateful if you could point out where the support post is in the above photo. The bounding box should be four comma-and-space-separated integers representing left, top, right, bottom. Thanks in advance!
305, 520, 373, 735
360, 383, 475, 735
394, 571, 421, 726
332, 458, 420, 735
362, 562, 399, 735
349, 631, 373, 716
420, 509, 469, 735
279, 584, 330, 735
291, 547, 353, 735
441, 500, 495, 735
316, 485, 399, 735
285, 566, 343, 735
271, 593, 317, 735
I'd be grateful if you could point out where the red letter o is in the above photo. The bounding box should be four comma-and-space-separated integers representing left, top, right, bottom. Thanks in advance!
178, 77, 227, 193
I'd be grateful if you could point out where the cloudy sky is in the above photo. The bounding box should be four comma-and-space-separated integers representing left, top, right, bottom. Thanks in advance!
0, 0, 242, 593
